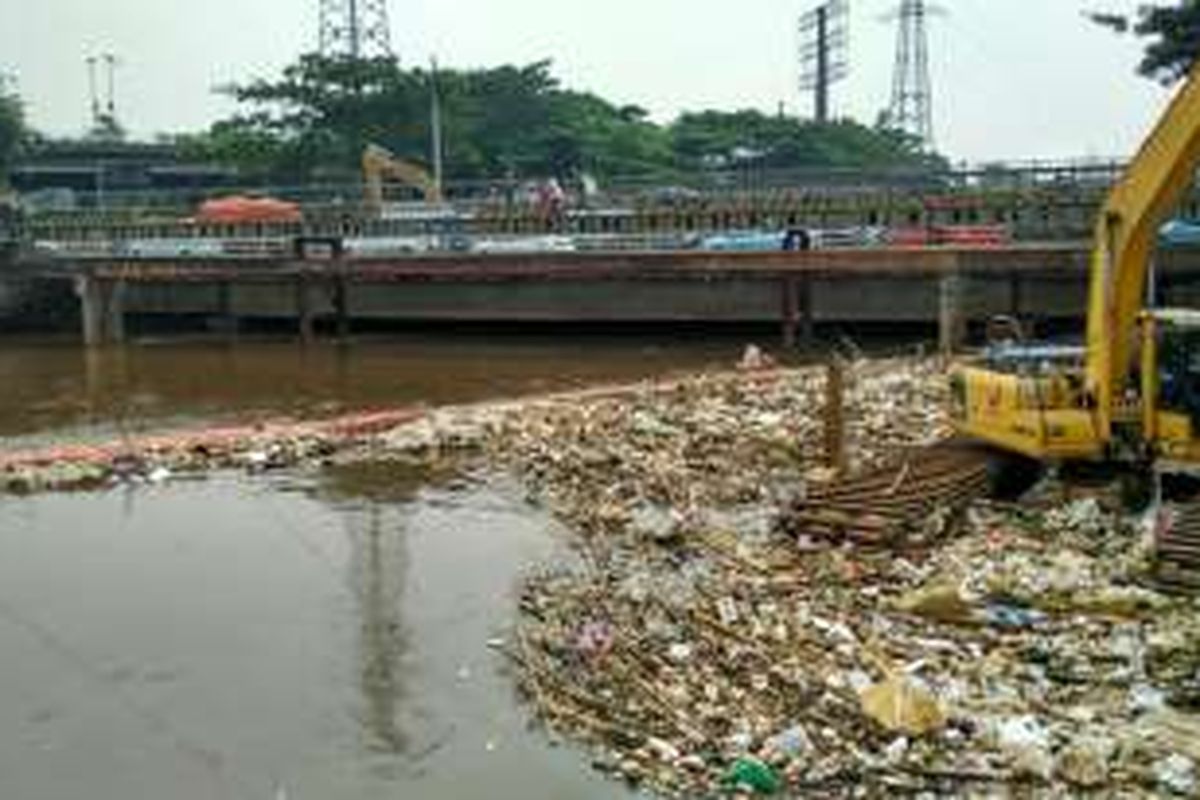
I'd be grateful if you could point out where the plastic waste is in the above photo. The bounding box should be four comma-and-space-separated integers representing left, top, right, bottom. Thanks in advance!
575, 620, 614, 659
146, 466, 172, 484
763, 725, 811, 758
715, 596, 739, 626
1129, 683, 1168, 715
1057, 737, 1113, 788
859, 675, 945, 735
666, 642, 693, 663
883, 737, 910, 763
721, 757, 781, 795
981, 603, 1046, 629
895, 583, 973, 623
994, 715, 1053, 780
1154, 754, 1196, 796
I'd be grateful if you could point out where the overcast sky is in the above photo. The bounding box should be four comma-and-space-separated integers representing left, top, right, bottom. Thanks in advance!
0, 0, 1177, 163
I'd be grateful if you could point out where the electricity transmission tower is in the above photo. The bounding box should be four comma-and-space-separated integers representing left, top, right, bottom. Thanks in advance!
884, 0, 937, 149
319, 0, 394, 59
85, 53, 123, 140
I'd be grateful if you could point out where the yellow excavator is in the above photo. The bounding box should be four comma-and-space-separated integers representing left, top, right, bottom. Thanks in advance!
361, 143, 442, 213
950, 60, 1200, 500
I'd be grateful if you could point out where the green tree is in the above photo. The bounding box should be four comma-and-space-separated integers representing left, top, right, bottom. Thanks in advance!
669, 110, 939, 172
196, 56, 676, 183
0, 76, 26, 182
1089, 2, 1200, 82
193, 54, 947, 185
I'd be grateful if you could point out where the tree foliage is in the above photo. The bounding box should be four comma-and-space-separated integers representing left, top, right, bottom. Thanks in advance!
0, 77, 26, 182
185, 54, 942, 184
671, 110, 934, 171
1089, 2, 1200, 83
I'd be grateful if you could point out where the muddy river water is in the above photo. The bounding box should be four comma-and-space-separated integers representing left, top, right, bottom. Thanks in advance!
0, 333, 759, 799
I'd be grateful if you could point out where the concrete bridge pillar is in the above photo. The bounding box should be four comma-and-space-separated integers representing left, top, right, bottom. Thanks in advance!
296, 277, 315, 344
217, 281, 238, 338
1008, 269, 1025, 319
799, 274, 815, 347
333, 278, 350, 341
75, 273, 125, 347
780, 275, 816, 350
780, 276, 799, 350
938, 271, 966, 357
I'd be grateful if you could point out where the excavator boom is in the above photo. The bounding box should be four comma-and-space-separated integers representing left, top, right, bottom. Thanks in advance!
950, 60, 1200, 469
1086, 62, 1200, 440
362, 143, 443, 211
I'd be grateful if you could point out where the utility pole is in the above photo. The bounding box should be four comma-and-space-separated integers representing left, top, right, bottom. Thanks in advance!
885, 0, 938, 150
429, 58, 444, 200
85, 52, 122, 141
798, 0, 849, 124
103, 53, 118, 120
86, 56, 100, 127
348, 0, 360, 58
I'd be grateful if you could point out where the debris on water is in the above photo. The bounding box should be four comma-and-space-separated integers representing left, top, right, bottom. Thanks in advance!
0, 409, 425, 495
146, 466, 172, 484
721, 756, 781, 795
860, 674, 946, 736
1155, 753, 1197, 795
763, 725, 811, 759
7, 352, 1200, 797
1056, 735, 1113, 788
469, 357, 1200, 797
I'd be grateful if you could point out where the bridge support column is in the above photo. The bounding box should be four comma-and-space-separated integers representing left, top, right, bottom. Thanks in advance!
939, 271, 966, 358
296, 277, 315, 344
1008, 270, 1025, 320
217, 281, 238, 338
780, 276, 799, 349
799, 274, 815, 348
75, 274, 125, 347
333, 278, 350, 341
107, 281, 126, 344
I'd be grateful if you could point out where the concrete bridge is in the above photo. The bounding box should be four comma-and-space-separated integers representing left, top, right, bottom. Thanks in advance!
14, 241, 1200, 351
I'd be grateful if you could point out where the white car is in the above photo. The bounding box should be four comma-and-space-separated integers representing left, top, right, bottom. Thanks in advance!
343, 236, 437, 256
470, 235, 576, 254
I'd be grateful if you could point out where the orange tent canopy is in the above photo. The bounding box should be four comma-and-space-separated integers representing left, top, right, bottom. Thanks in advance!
195, 195, 302, 224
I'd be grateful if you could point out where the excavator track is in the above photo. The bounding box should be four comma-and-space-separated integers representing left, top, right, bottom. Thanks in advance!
1157, 502, 1200, 592
777, 441, 992, 549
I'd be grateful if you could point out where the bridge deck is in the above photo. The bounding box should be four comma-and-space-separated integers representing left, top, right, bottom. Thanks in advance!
20, 243, 1099, 283
13, 243, 1200, 348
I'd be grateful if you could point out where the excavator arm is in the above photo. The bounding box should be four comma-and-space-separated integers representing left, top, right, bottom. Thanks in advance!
362, 143, 443, 211
950, 60, 1200, 466
1086, 61, 1200, 440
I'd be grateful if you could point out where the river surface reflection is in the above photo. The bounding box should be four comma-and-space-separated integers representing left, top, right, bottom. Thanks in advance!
0, 466, 630, 799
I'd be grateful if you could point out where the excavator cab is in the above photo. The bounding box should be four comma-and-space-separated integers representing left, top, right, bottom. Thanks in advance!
1141, 309, 1200, 467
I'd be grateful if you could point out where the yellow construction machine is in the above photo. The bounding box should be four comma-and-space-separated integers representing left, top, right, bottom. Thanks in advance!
361, 143, 442, 213
950, 61, 1200, 494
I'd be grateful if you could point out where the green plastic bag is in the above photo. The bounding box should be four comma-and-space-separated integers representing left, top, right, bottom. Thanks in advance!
721, 756, 781, 795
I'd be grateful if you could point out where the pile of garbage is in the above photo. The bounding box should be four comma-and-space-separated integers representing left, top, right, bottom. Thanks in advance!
0, 409, 423, 494
482, 358, 1200, 796
486, 358, 950, 541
